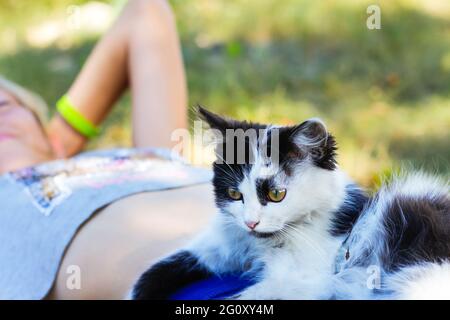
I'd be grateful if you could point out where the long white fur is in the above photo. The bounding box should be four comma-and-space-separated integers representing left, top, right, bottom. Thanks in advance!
386, 262, 450, 300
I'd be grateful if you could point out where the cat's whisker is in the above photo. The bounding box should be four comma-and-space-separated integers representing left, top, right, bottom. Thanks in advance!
281, 224, 329, 264
214, 153, 240, 179
214, 163, 239, 183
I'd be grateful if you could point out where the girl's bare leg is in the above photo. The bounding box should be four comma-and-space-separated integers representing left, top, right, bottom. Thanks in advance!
128, 1, 187, 149
47, 0, 187, 156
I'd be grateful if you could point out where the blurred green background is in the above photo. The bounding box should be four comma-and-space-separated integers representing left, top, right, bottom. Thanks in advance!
0, 0, 448, 187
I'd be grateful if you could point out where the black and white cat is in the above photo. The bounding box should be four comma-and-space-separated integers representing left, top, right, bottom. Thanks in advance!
131, 107, 450, 300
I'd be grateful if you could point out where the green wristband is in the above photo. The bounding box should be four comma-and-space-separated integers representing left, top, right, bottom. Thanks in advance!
56, 95, 100, 138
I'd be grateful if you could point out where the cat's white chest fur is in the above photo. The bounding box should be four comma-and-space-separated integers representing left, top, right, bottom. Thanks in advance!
237, 224, 343, 300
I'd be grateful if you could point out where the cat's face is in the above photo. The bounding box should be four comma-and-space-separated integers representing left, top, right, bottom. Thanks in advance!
199, 107, 342, 238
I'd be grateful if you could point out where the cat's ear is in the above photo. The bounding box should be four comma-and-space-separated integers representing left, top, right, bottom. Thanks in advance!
291, 118, 328, 144
197, 106, 234, 134
289, 118, 337, 170
198, 105, 265, 134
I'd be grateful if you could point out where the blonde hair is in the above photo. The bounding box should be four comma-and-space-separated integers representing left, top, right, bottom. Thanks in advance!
0, 75, 49, 126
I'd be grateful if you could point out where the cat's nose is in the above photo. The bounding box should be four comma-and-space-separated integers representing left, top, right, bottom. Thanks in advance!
245, 220, 260, 230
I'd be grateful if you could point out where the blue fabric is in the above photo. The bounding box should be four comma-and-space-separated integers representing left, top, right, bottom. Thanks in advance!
171, 275, 257, 300
0, 148, 212, 300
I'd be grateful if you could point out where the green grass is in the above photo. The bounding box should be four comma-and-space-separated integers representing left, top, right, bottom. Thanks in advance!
0, 0, 448, 187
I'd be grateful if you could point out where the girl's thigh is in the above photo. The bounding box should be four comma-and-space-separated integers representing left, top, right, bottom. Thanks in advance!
47, 183, 215, 299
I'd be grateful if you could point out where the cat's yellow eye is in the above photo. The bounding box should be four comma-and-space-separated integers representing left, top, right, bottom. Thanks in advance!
267, 188, 287, 202
227, 188, 242, 201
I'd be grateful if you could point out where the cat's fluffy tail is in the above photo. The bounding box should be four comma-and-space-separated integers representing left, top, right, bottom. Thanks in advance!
376, 172, 450, 299
339, 172, 450, 299
379, 171, 448, 201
